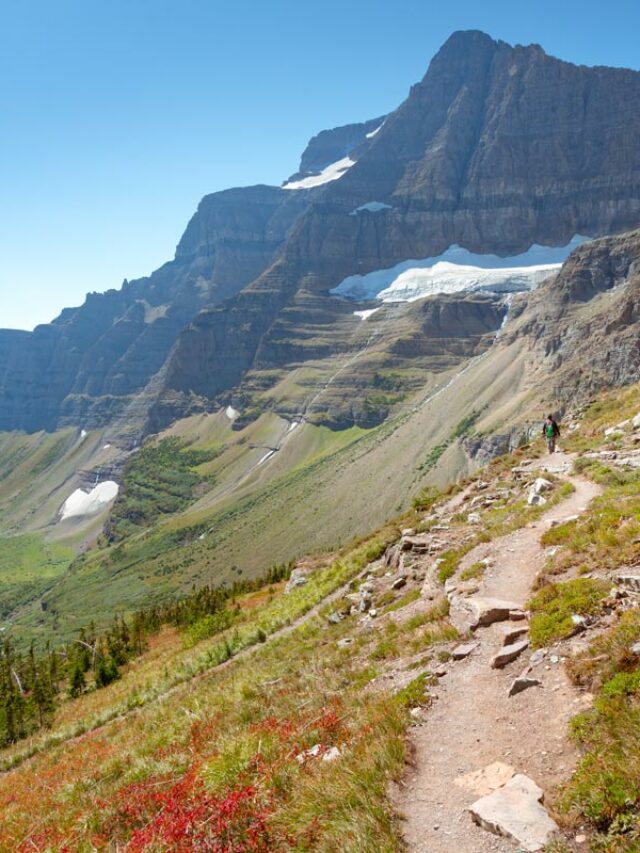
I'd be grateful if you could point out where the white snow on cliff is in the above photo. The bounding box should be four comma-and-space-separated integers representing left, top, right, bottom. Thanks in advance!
349, 201, 392, 215
331, 237, 588, 302
60, 481, 119, 521
283, 156, 355, 190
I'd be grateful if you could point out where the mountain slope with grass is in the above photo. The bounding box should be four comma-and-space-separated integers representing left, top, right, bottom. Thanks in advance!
2, 384, 640, 851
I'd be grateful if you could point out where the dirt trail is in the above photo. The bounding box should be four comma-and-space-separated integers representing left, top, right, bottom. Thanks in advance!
396, 452, 602, 852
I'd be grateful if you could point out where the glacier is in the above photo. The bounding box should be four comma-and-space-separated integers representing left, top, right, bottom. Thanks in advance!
331, 237, 588, 303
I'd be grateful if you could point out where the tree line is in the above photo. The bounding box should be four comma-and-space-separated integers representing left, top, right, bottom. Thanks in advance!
0, 561, 292, 747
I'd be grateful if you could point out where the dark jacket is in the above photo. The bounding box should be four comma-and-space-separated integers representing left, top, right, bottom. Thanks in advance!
542, 419, 560, 438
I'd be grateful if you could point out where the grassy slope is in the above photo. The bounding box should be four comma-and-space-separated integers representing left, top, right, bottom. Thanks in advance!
3, 382, 640, 850
8, 338, 535, 644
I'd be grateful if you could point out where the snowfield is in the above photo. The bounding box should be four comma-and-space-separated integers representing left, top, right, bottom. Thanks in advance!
225, 405, 239, 421
349, 201, 392, 215
331, 237, 587, 302
60, 481, 119, 521
283, 156, 355, 190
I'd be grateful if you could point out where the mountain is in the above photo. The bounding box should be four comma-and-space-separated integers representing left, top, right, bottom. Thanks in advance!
2, 30, 640, 438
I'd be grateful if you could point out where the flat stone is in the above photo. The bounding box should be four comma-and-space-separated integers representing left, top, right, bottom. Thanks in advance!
469, 773, 559, 852
501, 625, 529, 646
455, 761, 514, 796
469, 597, 524, 628
491, 639, 529, 669
509, 676, 542, 697
452, 642, 480, 660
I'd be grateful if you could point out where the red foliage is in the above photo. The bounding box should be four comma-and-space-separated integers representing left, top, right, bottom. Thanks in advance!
118, 769, 274, 852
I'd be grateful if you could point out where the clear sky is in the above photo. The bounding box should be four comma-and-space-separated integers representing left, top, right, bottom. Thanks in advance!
2, 0, 639, 330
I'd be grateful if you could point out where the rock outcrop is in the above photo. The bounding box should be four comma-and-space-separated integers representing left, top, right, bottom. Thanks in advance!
3, 30, 640, 436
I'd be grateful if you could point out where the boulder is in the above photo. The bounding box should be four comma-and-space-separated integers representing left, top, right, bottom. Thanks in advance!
469, 773, 559, 851
285, 569, 309, 593
491, 639, 529, 669
392, 575, 407, 590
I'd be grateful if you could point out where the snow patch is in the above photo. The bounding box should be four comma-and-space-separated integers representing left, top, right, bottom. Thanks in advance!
349, 201, 392, 215
80, 429, 87, 439
331, 237, 587, 303
283, 157, 355, 190
354, 308, 380, 321
288, 420, 301, 433
366, 122, 384, 138
60, 481, 119, 521
102, 444, 111, 450
258, 450, 276, 466
225, 405, 239, 421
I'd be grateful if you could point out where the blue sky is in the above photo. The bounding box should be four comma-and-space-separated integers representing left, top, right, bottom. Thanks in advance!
2, 0, 639, 330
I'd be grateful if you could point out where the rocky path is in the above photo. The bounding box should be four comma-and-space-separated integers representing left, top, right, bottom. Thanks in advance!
395, 453, 601, 852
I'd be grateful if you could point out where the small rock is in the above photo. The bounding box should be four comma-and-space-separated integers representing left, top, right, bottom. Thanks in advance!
469, 773, 559, 852
550, 655, 560, 664
392, 575, 407, 590
509, 676, 542, 697
434, 666, 447, 677
452, 642, 480, 660
491, 639, 529, 669
369, 608, 378, 618
326, 612, 343, 625
401, 528, 416, 537
337, 638, 353, 649
575, 833, 587, 844
630, 642, 640, 655
527, 492, 547, 507
322, 746, 341, 763
468, 512, 482, 524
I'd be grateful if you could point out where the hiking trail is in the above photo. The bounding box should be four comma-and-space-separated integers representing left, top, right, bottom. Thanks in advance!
395, 451, 602, 852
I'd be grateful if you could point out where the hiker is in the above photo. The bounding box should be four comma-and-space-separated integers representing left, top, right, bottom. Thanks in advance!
542, 413, 560, 453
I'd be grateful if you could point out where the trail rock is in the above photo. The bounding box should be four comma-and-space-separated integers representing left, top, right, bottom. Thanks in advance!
617, 574, 640, 592
384, 543, 401, 570
452, 642, 480, 660
469, 773, 559, 851
532, 477, 553, 494
392, 575, 407, 590
401, 534, 431, 553
468, 597, 524, 628
491, 639, 529, 669
501, 625, 529, 646
326, 612, 343, 625
509, 676, 542, 697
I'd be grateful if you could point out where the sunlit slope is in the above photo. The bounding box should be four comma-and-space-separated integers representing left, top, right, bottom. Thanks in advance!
8, 336, 534, 644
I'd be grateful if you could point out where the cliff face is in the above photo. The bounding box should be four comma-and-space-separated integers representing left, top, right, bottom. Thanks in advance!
0, 186, 310, 435
160, 30, 640, 425
3, 30, 640, 436
506, 229, 640, 400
